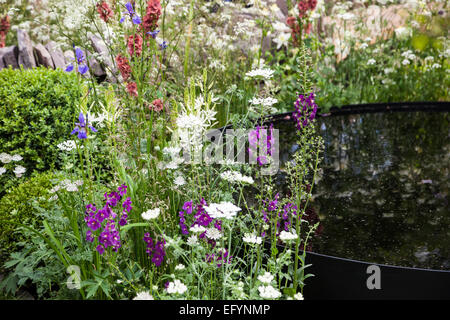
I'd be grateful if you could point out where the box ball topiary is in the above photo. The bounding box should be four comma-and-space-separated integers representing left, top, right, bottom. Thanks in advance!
0, 171, 57, 264
0, 66, 81, 197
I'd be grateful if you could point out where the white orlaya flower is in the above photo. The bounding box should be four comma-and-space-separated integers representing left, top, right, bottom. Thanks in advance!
133, 291, 154, 300
142, 208, 161, 220
204, 202, 241, 219
257, 272, 274, 284
258, 285, 281, 299
279, 230, 298, 243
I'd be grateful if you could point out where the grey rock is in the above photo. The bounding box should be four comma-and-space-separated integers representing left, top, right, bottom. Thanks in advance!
17, 29, 36, 69
276, 0, 288, 16
86, 50, 106, 78
89, 34, 112, 67
45, 41, 66, 69
89, 34, 117, 82
34, 43, 54, 68
0, 46, 19, 69
0, 55, 4, 70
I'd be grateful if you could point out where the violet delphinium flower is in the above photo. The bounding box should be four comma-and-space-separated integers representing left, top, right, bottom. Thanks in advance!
292, 92, 318, 130
71, 112, 98, 139
120, 2, 141, 24
65, 47, 89, 75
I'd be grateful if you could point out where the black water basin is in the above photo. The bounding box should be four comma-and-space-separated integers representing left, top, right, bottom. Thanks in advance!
272, 102, 450, 299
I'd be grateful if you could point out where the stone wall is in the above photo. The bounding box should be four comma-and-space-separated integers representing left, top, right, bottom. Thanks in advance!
0, 29, 110, 82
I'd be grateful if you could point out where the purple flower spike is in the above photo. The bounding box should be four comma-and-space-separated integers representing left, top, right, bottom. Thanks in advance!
293, 92, 318, 131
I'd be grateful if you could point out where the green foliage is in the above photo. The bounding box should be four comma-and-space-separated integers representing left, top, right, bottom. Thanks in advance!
0, 66, 81, 196
0, 171, 57, 263
314, 38, 449, 111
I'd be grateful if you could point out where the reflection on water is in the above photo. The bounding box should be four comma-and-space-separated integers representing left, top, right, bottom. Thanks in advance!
278, 111, 450, 270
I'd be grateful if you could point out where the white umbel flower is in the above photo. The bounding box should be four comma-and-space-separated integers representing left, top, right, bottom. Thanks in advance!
166, 279, 187, 295
258, 285, 281, 299
257, 272, 274, 284
174, 176, 186, 186
142, 208, 161, 220
243, 233, 262, 245
0, 153, 12, 164
11, 154, 23, 162
279, 230, 298, 243
175, 264, 185, 271
220, 171, 254, 184
245, 67, 274, 80
189, 225, 206, 234
0, 167, 6, 175
186, 235, 198, 246
206, 227, 222, 240
133, 291, 154, 300
13, 165, 26, 178
294, 292, 304, 300
205, 202, 241, 219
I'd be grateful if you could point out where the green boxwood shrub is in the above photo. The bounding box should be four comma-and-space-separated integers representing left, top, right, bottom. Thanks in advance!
0, 66, 81, 197
0, 171, 57, 264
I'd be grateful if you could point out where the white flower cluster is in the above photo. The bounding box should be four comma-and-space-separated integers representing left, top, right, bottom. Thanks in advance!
186, 235, 198, 246
0, 153, 23, 163
242, 232, 262, 245
0, 153, 26, 177
142, 208, 161, 220
205, 227, 223, 240
258, 285, 281, 299
50, 179, 83, 193
279, 230, 298, 243
57, 140, 81, 152
133, 291, 154, 300
205, 202, 242, 220
220, 171, 254, 184
166, 279, 187, 295
174, 176, 186, 186
401, 50, 416, 66
175, 264, 185, 271
257, 272, 274, 284
189, 225, 206, 234
245, 67, 274, 80
249, 96, 278, 107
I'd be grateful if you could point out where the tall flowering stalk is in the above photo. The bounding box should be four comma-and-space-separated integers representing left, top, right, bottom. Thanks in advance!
0, 15, 10, 48
287, 0, 318, 47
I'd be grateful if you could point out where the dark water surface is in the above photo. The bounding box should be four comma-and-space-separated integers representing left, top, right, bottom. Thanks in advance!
277, 111, 450, 270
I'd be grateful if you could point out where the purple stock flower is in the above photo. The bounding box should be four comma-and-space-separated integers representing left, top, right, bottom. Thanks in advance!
65, 47, 89, 75
96, 244, 105, 255
84, 184, 130, 254
86, 230, 94, 242
143, 233, 166, 267
293, 92, 318, 130
71, 112, 97, 139
122, 197, 132, 213
118, 184, 127, 197
120, 2, 141, 24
